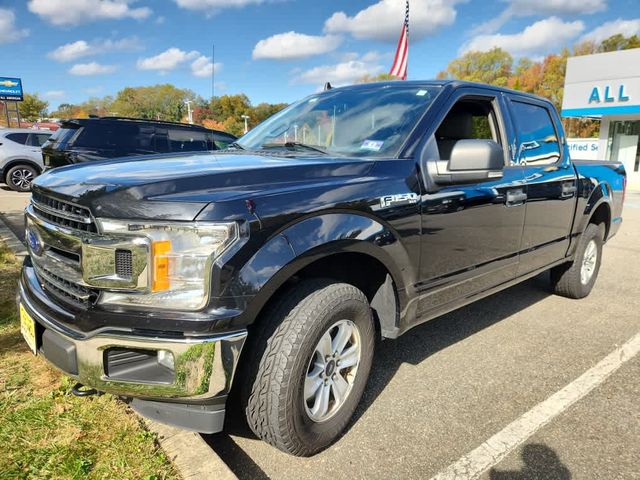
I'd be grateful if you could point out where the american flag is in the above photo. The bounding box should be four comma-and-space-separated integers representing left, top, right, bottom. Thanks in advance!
389, 0, 409, 80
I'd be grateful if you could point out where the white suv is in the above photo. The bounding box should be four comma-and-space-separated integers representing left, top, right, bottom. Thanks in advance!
0, 128, 52, 191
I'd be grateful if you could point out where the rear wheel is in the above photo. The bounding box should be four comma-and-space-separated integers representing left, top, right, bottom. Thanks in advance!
6, 164, 38, 192
550, 223, 604, 299
242, 280, 375, 456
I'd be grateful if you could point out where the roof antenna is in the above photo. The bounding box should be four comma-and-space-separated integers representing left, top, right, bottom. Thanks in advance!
324, 82, 332, 91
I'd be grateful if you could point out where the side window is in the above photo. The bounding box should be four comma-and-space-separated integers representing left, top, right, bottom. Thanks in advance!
435, 98, 501, 161
511, 101, 561, 165
153, 128, 170, 153
168, 129, 208, 152
28, 134, 52, 147
6, 133, 29, 145
213, 134, 233, 150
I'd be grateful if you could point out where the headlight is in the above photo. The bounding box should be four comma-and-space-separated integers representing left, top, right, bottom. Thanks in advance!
97, 220, 238, 310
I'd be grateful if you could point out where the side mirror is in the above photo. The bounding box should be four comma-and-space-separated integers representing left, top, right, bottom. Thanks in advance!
435, 139, 504, 185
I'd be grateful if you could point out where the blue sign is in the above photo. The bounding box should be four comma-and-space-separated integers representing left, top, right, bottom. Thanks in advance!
0, 77, 23, 101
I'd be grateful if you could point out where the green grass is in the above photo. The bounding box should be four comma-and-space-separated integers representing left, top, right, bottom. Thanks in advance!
0, 243, 179, 480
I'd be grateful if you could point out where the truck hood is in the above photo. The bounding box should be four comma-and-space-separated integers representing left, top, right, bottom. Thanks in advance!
33, 152, 375, 221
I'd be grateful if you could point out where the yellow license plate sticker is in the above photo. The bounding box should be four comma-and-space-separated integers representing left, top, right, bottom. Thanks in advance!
19, 304, 37, 355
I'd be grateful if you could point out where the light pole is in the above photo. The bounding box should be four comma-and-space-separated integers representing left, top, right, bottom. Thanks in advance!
184, 100, 193, 124
241, 114, 250, 134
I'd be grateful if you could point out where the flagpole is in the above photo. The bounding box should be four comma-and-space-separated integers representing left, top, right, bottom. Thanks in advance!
211, 43, 216, 102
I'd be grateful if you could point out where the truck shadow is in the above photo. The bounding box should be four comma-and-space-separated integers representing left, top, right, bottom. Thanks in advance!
205, 273, 553, 478
351, 272, 553, 428
489, 443, 572, 479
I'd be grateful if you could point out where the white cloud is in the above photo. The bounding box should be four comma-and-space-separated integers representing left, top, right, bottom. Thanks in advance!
473, 0, 606, 35
69, 62, 117, 75
48, 37, 141, 62
138, 48, 221, 77
506, 0, 606, 16
28, 0, 152, 26
44, 90, 65, 99
49, 41, 91, 62
324, 0, 463, 42
137, 47, 199, 72
0, 8, 29, 44
174, 0, 267, 11
580, 18, 640, 44
253, 32, 342, 60
190, 55, 222, 77
462, 17, 585, 57
293, 52, 384, 87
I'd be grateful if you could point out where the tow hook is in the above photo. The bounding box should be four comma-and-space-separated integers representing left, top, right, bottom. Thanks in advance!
71, 382, 104, 397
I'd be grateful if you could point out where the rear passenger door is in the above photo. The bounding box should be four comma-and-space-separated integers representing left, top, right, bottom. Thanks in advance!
506, 96, 578, 275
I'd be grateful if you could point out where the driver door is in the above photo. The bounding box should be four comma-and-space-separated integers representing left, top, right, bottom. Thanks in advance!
416, 89, 526, 317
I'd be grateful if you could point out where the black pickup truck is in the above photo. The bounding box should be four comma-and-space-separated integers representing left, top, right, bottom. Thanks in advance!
18, 81, 626, 456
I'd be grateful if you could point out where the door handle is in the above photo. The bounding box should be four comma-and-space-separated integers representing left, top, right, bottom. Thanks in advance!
561, 182, 577, 198
506, 189, 527, 206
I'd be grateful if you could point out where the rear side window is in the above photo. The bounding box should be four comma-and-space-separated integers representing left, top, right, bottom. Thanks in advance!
511, 101, 561, 165
28, 133, 52, 147
73, 125, 111, 149
168, 129, 208, 152
6, 133, 29, 145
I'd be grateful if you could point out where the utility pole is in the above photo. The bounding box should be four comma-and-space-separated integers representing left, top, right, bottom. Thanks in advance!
185, 100, 193, 124
241, 114, 249, 134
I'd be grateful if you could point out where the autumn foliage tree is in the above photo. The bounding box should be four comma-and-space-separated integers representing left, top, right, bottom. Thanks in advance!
437, 34, 640, 138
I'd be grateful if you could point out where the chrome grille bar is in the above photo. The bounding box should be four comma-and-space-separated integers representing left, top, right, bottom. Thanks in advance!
31, 191, 97, 233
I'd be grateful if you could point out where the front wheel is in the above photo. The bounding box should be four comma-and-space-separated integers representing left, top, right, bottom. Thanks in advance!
242, 280, 375, 456
550, 223, 604, 299
6, 164, 38, 192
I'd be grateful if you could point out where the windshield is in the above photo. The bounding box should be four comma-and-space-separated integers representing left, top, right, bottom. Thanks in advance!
237, 85, 441, 158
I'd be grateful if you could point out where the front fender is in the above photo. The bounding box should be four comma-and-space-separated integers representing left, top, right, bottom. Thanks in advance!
220, 213, 412, 327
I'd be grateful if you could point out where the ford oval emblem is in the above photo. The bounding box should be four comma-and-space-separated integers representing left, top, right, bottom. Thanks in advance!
27, 228, 43, 256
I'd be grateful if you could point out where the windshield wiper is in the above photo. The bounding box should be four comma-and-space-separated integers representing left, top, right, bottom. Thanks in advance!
261, 142, 329, 155
227, 141, 245, 150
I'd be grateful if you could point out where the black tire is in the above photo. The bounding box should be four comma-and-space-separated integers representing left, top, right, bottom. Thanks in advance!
6, 164, 38, 192
241, 279, 375, 456
550, 223, 604, 299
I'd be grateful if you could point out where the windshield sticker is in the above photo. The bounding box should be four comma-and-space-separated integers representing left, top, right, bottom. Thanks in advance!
416, 89, 428, 96
361, 139, 384, 151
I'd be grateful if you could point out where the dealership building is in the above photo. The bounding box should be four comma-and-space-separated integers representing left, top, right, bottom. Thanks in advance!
562, 48, 640, 189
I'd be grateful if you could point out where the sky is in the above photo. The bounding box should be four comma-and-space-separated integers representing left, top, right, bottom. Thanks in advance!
1, 0, 639, 109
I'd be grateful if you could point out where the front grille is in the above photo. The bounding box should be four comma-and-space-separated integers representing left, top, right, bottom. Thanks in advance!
35, 266, 98, 309
31, 191, 97, 233
115, 249, 133, 279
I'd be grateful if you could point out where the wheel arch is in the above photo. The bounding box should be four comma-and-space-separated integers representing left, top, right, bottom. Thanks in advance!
227, 213, 411, 339
2, 158, 43, 181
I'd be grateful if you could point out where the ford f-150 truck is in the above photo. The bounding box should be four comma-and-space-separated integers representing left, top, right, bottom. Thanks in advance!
18, 81, 626, 456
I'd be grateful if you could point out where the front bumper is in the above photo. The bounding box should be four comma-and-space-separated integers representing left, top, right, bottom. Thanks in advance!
18, 264, 248, 403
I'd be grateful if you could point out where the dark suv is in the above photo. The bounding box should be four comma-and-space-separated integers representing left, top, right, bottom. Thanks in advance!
42, 117, 237, 168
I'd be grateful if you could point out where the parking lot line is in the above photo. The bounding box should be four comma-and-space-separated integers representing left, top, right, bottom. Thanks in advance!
429, 331, 640, 480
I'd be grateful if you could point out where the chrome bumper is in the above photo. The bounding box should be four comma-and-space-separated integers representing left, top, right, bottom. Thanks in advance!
19, 277, 247, 401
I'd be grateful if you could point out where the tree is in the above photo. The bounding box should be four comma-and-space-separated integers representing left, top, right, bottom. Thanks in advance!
437, 48, 513, 87
599, 34, 640, 52
18, 93, 49, 121
252, 102, 288, 125
110, 84, 194, 121
358, 73, 399, 83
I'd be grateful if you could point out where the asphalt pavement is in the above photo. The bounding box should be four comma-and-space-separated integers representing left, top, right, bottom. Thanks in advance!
2, 187, 639, 480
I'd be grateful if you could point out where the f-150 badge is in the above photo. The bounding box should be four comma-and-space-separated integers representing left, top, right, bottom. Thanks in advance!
379, 193, 419, 208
